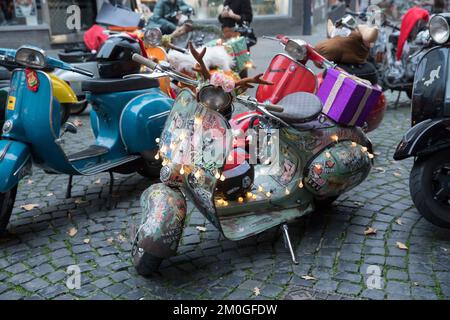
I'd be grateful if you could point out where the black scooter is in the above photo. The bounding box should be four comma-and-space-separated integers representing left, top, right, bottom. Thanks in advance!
394, 13, 450, 228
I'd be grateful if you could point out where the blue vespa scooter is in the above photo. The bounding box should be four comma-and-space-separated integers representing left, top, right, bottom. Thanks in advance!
0, 45, 173, 235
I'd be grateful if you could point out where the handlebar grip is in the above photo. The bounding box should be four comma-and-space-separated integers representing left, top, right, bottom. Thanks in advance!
72, 67, 94, 77
168, 43, 187, 54
263, 104, 284, 113
132, 53, 158, 70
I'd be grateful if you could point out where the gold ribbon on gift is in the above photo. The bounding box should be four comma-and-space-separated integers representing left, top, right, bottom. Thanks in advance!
322, 70, 373, 126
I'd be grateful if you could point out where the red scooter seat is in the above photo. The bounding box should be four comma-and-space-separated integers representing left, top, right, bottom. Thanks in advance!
270, 92, 322, 124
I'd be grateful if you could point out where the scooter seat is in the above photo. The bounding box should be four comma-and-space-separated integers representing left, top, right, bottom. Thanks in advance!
270, 92, 323, 124
82, 77, 159, 94
58, 50, 97, 63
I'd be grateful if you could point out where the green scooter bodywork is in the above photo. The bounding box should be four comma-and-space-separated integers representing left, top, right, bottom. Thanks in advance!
136, 89, 372, 258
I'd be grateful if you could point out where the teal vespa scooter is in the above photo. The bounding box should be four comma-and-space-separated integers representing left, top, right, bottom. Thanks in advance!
0, 45, 173, 235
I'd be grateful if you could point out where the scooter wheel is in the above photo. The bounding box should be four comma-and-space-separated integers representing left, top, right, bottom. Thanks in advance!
133, 250, 163, 277
138, 160, 162, 179
314, 196, 338, 209
410, 149, 450, 228
0, 185, 18, 236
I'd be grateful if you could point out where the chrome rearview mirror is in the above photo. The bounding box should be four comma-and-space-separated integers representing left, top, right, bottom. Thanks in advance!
15, 45, 47, 69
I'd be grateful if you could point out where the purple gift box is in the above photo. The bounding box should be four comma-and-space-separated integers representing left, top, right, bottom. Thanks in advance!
317, 68, 382, 127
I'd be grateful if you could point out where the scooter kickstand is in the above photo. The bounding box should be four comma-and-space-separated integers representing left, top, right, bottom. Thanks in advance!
282, 224, 299, 265
66, 175, 73, 199
106, 171, 114, 210
394, 91, 401, 109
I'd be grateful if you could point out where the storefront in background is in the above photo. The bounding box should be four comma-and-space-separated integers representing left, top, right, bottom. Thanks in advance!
185, 0, 291, 19
0, 0, 326, 49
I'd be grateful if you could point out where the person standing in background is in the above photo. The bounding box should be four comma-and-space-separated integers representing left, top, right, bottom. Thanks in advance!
218, 0, 253, 39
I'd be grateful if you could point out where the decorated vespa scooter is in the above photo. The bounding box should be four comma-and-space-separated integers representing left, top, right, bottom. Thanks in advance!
130, 43, 374, 276
0, 45, 173, 235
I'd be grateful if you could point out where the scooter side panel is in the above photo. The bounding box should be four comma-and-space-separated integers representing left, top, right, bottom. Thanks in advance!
88, 89, 156, 156
4, 70, 77, 174
120, 88, 173, 155
304, 140, 372, 198
0, 140, 31, 193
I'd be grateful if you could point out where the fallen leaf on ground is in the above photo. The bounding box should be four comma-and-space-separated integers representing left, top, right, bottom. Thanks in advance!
253, 287, 260, 296
21, 204, 39, 211
83, 238, 90, 244
74, 119, 83, 127
74, 198, 86, 204
374, 167, 386, 173
68, 227, 78, 237
106, 237, 114, 244
46, 192, 54, 197
27, 179, 33, 184
301, 275, 317, 281
364, 227, 377, 235
395, 219, 403, 225
117, 234, 127, 243
196, 226, 207, 232
393, 172, 402, 177
396, 241, 408, 250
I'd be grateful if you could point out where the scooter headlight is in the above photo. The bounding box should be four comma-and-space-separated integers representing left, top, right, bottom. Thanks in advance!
198, 85, 232, 113
15, 46, 46, 69
284, 39, 307, 61
144, 28, 163, 47
429, 14, 450, 44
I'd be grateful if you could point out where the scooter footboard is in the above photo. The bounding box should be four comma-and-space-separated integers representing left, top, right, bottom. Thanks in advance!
0, 140, 31, 193
135, 183, 186, 259
304, 141, 372, 198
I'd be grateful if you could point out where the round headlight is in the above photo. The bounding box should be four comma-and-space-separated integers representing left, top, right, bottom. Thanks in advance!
144, 28, 163, 47
429, 15, 450, 44
284, 40, 307, 61
198, 85, 232, 112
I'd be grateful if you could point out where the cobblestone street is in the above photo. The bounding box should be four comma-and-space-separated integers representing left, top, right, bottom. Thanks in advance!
0, 35, 449, 300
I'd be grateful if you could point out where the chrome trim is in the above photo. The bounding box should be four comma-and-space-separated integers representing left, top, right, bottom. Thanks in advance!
13, 154, 31, 176
0, 141, 12, 161
148, 110, 170, 120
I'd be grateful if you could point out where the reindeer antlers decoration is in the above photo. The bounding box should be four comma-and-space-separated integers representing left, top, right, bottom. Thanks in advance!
188, 42, 211, 81
235, 74, 273, 90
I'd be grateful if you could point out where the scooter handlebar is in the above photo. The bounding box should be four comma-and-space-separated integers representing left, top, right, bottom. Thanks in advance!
132, 53, 158, 70
167, 43, 187, 54
263, 104, 284, 113
237, 95, 284, 113
71, 66, 94, 77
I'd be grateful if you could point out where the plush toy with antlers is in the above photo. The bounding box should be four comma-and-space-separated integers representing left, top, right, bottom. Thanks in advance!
188, 42, 273, 95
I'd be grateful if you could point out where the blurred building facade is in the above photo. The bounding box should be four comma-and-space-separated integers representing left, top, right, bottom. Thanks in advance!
0, 0, 328, 49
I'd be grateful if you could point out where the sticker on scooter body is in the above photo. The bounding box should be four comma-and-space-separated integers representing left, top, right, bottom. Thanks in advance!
7, 96, 16, 110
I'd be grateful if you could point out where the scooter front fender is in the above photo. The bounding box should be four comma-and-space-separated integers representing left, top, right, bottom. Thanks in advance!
0, 140, 31, 193
136, 183, 186, 259
393, 118, 450, 161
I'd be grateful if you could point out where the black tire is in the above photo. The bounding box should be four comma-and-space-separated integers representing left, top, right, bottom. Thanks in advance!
70, 102, 88, 115
314, 196, 338, 209
137, 159, 162, 179
0, 186, 18, 236
133, 251, 163, 277
406, 88, 413, 100
410, 150, 450, 228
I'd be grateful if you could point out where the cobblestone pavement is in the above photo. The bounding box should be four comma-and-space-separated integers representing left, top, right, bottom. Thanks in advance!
1, 39, 449, 300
